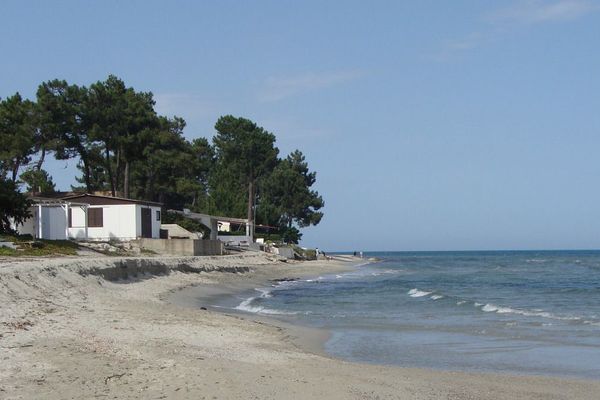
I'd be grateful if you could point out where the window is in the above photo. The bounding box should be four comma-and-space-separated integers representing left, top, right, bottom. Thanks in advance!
88, 208, 104, 227
68, 208, 72, 228
156, 210, 161, 221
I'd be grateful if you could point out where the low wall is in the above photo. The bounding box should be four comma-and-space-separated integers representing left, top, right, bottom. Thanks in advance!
217, 235, 252, 247
136, 238, 223, 256
268, 246, 295, 259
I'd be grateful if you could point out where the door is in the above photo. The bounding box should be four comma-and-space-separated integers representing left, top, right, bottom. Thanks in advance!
141, 207, 152, 238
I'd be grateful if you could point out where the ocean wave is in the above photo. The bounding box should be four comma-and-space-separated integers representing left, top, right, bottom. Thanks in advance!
405, 288, 593, 324
477, 303, 582, 321
407, 288, 431, 298
234, 288, 297, 315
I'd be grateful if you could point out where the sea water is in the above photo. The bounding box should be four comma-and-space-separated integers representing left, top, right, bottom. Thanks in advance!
225, 251, 600, 379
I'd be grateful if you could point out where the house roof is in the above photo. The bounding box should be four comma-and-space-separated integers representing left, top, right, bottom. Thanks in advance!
61, 194, 162, 207
29, 196, 90, 207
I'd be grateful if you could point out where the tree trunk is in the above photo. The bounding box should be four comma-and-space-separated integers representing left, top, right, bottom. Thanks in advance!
115, 148, 122, 196
36, 146, 46, 171
247, 180, 254, 239
11, 160, 20, 182
78, 146, 92, 193
84, 162, 92, 193
124, 160, 130, 198
105, 147, 115, 197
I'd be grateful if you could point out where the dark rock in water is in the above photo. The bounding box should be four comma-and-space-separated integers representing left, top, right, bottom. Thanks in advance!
200, 307, 207, 310
271, 277, 299, 283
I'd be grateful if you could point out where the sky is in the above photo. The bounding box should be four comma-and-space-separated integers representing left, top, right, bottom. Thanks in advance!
2, 0, 600, 251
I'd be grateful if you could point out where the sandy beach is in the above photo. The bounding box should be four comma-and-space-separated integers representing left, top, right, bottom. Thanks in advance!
1, 253, 599, 399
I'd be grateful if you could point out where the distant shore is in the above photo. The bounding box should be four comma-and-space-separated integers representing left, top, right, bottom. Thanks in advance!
1, 253, 599, 399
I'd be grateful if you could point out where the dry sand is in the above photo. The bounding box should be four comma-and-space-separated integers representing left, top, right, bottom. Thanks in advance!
1, 252, 599, 399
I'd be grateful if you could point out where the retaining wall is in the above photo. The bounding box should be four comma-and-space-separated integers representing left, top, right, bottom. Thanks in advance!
135, 238, 224, 256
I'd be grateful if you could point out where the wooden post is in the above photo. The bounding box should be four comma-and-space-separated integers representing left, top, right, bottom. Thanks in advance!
38, 204, 43, 239
64, 203, 69, 240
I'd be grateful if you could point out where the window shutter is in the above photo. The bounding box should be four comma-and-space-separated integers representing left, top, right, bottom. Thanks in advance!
88, 208, 104, 227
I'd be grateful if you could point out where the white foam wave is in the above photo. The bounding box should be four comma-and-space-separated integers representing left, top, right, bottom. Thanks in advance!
408, 288, 431, 298
235, 300, 296, 315
456, 301, 467, 305
479, 303, 582, 321
233, 287, 297, 315
430, 295, 444, 300
255, 288, 272, 298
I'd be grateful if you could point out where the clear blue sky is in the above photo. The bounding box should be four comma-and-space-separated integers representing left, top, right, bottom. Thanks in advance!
2, 1, 600, 251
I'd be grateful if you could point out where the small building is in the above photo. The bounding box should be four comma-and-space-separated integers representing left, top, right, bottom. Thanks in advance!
64, 194, 162, 241
12, 194, 163, 242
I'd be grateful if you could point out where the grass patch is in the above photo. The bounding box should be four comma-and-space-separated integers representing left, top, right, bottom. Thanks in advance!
0, 235, 80, 257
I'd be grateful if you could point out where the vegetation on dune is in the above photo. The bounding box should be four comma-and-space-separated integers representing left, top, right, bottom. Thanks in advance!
0, 75, 324, 243
0, 235, 79, 257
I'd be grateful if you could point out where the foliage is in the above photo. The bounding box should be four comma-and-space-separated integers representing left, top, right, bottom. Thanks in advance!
86, 75, 158, 197
0, 93, 38, 181
36, 80, 96, 191
19, 168, 56, 194
212, 116, 279, 228
0, 177, 32, 233
280, 226, 303, 244
260, 150, 324, 243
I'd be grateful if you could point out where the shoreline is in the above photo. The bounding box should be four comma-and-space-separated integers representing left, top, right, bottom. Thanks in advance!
166, 254, 365, 359
1, 253, 599, 399
168, 256, 600, 382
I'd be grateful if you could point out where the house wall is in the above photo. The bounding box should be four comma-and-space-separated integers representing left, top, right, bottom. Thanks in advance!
68, 204, 162, 241
41, 206, 67, 240
134, 205, 162, 239
12, 206, 66, 240
11, 207, 37, 237
69, 204, 137, 240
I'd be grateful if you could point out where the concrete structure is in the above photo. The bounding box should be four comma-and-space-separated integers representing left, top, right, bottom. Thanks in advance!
169, 210, 251, 241
160, 224, 200, 239
135, 238, 224, 256
11, 198, 89, 240
217, 235, 253, 247
64, 194, 162, 241
268, 245, 295, 259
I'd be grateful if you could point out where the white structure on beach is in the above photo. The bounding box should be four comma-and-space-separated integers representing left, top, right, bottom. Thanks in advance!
12, 194, 162, 241
64, 194, 162, 241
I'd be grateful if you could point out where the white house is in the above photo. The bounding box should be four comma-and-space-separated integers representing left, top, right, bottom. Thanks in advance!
64, 194, 162, 241
12, 194, 162, 241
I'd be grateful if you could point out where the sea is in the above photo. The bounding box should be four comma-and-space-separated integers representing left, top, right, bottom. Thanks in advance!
217, 251, 600, 379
